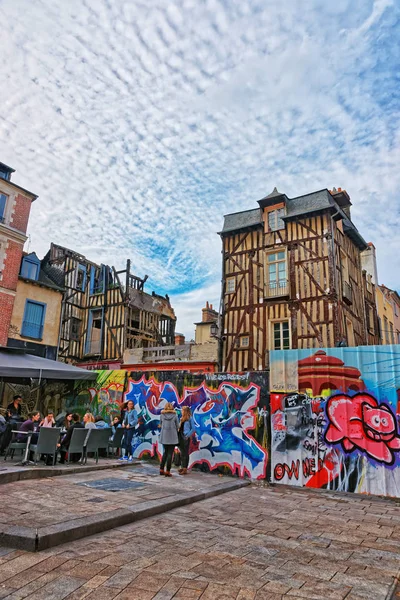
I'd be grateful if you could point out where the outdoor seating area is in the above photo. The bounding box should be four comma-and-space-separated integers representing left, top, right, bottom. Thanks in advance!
1, 413, 125, 468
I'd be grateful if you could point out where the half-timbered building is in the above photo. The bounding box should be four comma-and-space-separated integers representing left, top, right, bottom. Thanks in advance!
219, 187, 380, 372
42, 243, 176, 366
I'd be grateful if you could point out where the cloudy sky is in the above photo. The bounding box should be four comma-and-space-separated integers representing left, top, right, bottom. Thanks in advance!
1, 0, 399, 338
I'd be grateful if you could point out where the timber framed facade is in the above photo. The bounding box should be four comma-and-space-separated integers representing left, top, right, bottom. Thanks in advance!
42, 244, 176, 365
220, 187, 380, 372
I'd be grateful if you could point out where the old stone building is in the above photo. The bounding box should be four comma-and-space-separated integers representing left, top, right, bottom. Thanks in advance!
0, 162, 37, 347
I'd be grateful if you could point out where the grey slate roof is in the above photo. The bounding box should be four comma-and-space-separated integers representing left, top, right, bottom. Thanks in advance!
221, 208, 262, 234
284, 189, 334, 219
220, 188, 367, 249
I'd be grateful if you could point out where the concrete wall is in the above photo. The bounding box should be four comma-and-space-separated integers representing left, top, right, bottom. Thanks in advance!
270, 345, 400, 497
9, 279, 62, 346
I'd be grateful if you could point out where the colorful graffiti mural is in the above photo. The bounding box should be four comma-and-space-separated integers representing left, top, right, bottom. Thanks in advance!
70, 370, 269, 480
270, 346, 400, 497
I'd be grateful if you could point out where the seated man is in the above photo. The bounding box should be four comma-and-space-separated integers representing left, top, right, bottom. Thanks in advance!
58, 413, 84, 463
17, 411, 41, 444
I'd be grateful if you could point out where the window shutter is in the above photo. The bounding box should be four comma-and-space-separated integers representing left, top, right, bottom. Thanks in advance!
22, 301, 45, 339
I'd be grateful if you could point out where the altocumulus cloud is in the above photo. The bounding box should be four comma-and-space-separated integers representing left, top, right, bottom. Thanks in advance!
0, 0, 399, 337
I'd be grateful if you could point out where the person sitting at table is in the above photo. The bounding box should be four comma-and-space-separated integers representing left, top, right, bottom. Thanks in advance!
40, 411, 55, 428
94, 415, 109, 429
64, 412, 73, 429
16, 411, 41, 444
58, 413, 84, 463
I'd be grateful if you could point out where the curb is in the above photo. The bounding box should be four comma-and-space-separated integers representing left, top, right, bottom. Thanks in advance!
0, 479, 250, 552
0, 460, 137, 485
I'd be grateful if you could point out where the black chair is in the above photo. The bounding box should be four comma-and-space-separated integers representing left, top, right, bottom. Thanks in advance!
30, 428, 61, 466
4, 423, 26, 461
65, 428, 88, 464
83, 429, 106, 464
108, 427, 124, 457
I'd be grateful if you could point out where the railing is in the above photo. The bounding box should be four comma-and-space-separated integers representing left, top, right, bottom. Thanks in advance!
265, 280, 289, 298
343, 280, 353, 304
142, 345, 190, 362
21, 321, 43, 340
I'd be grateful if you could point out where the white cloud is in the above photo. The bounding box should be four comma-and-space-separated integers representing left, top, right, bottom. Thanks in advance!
0, 0, 399, 339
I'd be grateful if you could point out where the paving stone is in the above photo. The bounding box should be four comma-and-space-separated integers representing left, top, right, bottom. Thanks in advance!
17, 576, 85, 600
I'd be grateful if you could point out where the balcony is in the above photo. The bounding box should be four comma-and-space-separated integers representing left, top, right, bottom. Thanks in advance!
21, 321, 43, 340
343, 280, 353, 305
265, 280, 289, 298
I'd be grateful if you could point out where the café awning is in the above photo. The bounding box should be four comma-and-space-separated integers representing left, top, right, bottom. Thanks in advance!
0, 348, 97, 381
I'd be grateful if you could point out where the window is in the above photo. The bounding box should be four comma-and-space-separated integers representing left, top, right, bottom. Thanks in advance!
21, 300, 46, 339
397, 331, 400, 345
226, 277, 235, 294
240, 336, 249, 348
384, 317, 389, 345
20, 255, 40, 280
368, 307, 375, 333
346, 319, 355, 346
85, 309, 103, 354
75, 264, 86, 291
271, 321, 290, 350
266, 251, 287, 297
267, 208, 285, 232
0, 193, 7, 222
394, 303, 399, 317
70, 317, 81, 341
89, 265, 105, 294
341, 251, 349, 283
389, 322, 395, 345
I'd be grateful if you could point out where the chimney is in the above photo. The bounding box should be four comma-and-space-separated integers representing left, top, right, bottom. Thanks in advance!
361, 242, 378, 286
202, 302, 218, 323
175, 333, 185, 346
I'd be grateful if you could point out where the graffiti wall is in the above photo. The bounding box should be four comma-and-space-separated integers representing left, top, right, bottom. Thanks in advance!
270, 346, 400, 497
70, 370, 269, 480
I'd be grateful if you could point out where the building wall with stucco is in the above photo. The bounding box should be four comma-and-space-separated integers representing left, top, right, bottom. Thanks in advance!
9, 279, 62, 347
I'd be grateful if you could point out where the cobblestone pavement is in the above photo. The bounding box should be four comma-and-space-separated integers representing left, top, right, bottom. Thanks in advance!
0, 463, 229, 529
0, 483, 399, 600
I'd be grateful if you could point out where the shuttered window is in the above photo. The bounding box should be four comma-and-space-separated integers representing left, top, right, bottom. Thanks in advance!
21, 300, 46, 339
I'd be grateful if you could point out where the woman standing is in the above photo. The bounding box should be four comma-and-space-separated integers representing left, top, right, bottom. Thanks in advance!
159, 402, 179, 477
178, 407, 195, 475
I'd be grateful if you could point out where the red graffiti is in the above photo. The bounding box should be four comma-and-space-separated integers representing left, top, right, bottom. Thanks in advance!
274, 460, 300, 481
325, 393, 400, 465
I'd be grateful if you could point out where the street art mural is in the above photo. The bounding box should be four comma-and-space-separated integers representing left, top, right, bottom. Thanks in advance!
270, 346, 400, 497
70, 370, 269, 480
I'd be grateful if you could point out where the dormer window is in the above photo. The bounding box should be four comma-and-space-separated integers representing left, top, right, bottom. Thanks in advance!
20, 253, 40, 281
267, 208, 285, 231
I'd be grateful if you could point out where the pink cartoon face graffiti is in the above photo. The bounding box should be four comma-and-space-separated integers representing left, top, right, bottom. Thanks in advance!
362, 405, 396, 441
325, 393, 400, 464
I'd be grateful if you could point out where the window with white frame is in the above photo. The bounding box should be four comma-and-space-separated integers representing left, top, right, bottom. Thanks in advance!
267, 208, 285, 231
226, 277, 235, 294
271, 321, 290, 350
265, 251, 287, 296
240, 336, 249, 348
